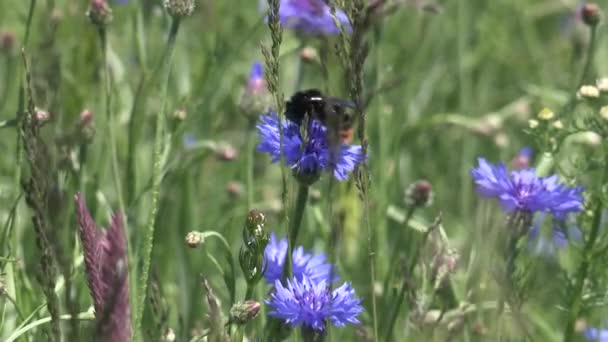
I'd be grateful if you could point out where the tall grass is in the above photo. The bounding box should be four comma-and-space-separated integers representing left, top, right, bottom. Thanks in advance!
0, 0, 607, 341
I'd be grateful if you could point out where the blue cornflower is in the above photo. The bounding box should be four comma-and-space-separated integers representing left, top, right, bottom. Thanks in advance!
470, 158, 584, 220
527, 213, 581, 257
262, 0, 351, 35
257, 113, 363, 182
264, 233, 334, 284
266, 276, 363, 331
585, 325, 608, 342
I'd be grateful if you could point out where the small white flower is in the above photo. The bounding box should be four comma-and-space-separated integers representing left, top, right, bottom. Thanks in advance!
577, 85, 600, 99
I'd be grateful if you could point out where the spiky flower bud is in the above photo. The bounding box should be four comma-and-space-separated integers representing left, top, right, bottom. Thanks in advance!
229, 300, 261, 325
76, 109, 96, 144
300, 46, 319, 64
245, 209, 268, 246
581, 3, 601, 27
405, 180, 433, 209
226, 181, 243, 199
185, 231, 204, 248
240, 209, 269, 285
87, 0, 113, 27
164, 0, 195, 18
216, 143, 238, 161
172, 108, 187, 121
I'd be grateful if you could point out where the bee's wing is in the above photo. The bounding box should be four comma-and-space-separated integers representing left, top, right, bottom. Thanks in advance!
325, 97, 355, 109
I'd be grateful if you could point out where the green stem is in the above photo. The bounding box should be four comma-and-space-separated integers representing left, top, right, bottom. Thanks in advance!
561, 25, 598, 116
246, 121, 256, 209
245, 284, 255, 300
98, 27, 127, 235
6, 312, 94, 342
283, 183, 309, 281
563, 149, 608, 340
134, 17, 181, 340
265, 183, 309, 342
382, 207, 415, 298
575, 26, 597, 91
383, 217, 432, 342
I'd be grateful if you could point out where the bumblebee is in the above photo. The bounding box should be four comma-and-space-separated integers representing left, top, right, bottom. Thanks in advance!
285, 89, 356, 143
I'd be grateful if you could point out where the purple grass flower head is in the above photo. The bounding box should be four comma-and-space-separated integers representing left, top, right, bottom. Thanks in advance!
585, 325, 608, 342
527, 213, 581, 257
470, 158, 584, 220
75, 193, 131, 342
264, 233, 335, 284
257, 113, 363, 182
266, 276, 363, 331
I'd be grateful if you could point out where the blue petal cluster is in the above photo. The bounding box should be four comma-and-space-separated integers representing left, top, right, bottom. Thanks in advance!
277, 0, 351, 36
264, 233, 334, 284
266, 276, 362, 331
585, 325, 608, 342
527, 213, 581, 257
470, 158, 584, 219
257, 113, 363, 181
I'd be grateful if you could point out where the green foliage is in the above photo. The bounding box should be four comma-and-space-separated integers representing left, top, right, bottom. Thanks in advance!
1, 0, 608, 341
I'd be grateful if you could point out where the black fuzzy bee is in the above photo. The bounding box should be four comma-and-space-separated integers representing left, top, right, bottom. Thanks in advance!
285, 89, 356, 143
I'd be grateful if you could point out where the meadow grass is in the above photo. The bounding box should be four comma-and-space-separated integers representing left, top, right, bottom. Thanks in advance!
1, 0, 607, 341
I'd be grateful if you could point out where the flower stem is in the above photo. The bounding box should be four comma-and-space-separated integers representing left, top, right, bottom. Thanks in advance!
246, 120, 256, 209
134, 17, 181, 339
98, 27, 127, 238
282, 183, 310, 281
382, 207, 415, 298
563, 147, 608, 340
383, 215, 432, 342
561, 24, 598, 116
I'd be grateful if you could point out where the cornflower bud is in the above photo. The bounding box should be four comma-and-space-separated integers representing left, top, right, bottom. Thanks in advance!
76, 109, 96, 144
581, 3, 601, 27
404, 180, 433, 209
300, 46, 319, 64
185, 231, 205, 248
239, 209, 269, 285
229, 300, 261, 325
216, 143, 238, 162
164, 0, 195, 18
226, 181, 244, 199
0, 31, 16, 55
172, 108, 187, 121
87, 0, 113, 27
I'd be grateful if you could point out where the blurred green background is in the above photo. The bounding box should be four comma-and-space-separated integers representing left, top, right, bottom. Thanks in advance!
1, 0, 607, 341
